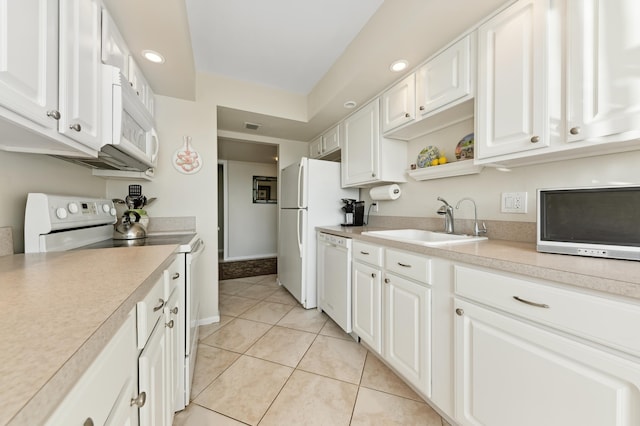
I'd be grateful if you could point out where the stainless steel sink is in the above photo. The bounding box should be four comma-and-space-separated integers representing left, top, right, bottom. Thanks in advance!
361, 229, 487, 246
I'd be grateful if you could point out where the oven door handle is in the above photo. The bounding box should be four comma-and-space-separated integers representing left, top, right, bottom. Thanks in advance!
189, 239, 205, 260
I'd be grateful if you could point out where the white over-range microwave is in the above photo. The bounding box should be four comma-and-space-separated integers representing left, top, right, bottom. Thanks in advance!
59, 64, 159, 174
537, 186, 640, 261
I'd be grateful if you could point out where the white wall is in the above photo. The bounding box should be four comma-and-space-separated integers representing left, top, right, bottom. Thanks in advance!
106, 95, 220, 323
363, 117, 640, 224
0, 150, 105, 253
226, 161, 277, 260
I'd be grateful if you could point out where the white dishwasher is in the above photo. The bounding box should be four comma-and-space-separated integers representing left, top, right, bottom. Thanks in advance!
317, 232, 353, 333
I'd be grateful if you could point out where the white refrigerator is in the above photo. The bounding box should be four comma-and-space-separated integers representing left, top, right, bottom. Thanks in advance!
278, 157, 358, 308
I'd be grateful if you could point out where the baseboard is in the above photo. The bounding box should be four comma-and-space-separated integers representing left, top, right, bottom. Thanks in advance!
198, 314, 220, 326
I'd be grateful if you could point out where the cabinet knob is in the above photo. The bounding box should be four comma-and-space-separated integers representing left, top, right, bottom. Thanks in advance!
372, 173, 376, 177
530, 135, 540, 143
171, 306, 179, 315
404, 112, 410, 118
130, 392, 146, 407
47, 110, 61, 120
384, 278, 390, 284
69, 123, 82, 132
419, 106, 425, 111
153, 298, 165, 312
172, 272, 180, 280
371, 273, 376, 278
455, 308, 464, 316
569, 126, 581, 135
83, 418, 94, 426
166, 319, 174, 328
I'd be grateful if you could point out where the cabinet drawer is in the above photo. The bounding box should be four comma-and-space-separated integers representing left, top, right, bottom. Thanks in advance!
136, 275, 165, 349
385, 249, 431, 284
454, 265, 640, 357
353, 241, 383, 266
164, 255, 184, 298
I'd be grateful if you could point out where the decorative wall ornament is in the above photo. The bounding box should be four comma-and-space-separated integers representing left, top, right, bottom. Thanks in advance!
173, 135, 202, 174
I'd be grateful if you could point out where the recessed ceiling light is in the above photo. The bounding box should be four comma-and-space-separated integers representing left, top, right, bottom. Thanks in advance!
390, 59, 408, 72
344, 101, 357, 109
142, 50, 165, 64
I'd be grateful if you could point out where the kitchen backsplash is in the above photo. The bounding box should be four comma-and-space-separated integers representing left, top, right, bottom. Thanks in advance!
146, 216, 196, 235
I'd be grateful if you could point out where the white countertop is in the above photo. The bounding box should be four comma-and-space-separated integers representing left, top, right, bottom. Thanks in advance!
318, 226, 640, 301
0, 245, 179, 426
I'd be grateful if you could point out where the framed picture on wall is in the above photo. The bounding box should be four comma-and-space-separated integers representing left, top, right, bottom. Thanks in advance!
253, 176, 277, 204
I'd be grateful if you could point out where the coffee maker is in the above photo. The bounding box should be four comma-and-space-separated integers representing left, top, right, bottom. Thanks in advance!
342, 199, 365, 226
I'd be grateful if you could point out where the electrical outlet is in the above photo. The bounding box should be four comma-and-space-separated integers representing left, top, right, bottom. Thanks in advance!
501, 192, 528, 213
371, 202, 378, 213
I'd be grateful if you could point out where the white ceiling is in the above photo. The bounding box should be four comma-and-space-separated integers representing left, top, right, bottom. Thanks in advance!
102, 0, 511, 161
186, 0, 384, 94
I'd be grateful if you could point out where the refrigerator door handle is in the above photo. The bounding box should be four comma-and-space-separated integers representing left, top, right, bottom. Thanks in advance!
297, 160, 305, 208
296, 209, 304, 257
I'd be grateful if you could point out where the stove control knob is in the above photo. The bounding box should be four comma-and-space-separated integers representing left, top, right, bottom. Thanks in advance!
102, 203, 111, 213
110, 208, 117, 216
68, 203, 79, 214
56, 207, 68, 219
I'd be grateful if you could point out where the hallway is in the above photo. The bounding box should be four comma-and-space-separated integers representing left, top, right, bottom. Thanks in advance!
173, 274, 449, 425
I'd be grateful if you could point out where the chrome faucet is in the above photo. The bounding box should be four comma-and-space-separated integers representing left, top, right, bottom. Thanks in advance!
436, 197, 454, 234
455, 197, 487, 236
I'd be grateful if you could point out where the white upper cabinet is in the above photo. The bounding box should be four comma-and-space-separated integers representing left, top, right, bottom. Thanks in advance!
476, 0, 550, 161
341, 98, 407, 187
309, 135, 322, 158
101, 8, 130, 77
0, 0, 59, 130
565, 0, 640, 144
381, 74, 416, 133
309, 124, 340, 159
58, 0, 103, 150
416, 34, 473, 118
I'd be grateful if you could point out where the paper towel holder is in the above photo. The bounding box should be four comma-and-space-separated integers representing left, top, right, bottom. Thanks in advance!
369, 184, 402, 201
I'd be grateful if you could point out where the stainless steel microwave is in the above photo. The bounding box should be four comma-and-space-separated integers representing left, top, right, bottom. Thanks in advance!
537, 186, 640, 261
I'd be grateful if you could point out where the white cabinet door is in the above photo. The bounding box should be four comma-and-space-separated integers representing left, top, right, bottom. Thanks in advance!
58, 0, 102, 149
381, 74, 415, 132
341, 99, 380, 186
454, 299, 640, 426
352, 261, 382, 353
165, 288, 181, 417
416, 35, 472, 117
476, 0, 549, 160
384, 273, 431, 396
0, 0, 59, 129
309, 135, 322, 158
139, 320, 170, 426
322, 124, 340, 154
104, 374, 139, 426
565, 0, 640, 144
101, 8, 130, 77
129, 56, 155, 116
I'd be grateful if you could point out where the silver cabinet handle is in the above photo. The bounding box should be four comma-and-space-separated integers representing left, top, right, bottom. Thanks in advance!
404, 112, 410, 118
513, 296, 549, 309
166, 319, 174, 328
530, 135, 540, 143
384, 278, 390, 284
419, 105, 425, 111
153, 298, 165, 312
171, 306, 178, 315
360, 251, 370, 255
131, 392, 146, 407
569, 127, 581, 135
397, 262, 412, 268
371, 273, 376, 278
47, 110, 61, 120
455, 308, 464, 316
172, 272, 180, 280
69, 123, 82, 132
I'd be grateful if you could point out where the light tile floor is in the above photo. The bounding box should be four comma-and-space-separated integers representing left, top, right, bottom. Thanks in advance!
174, 274, 449, 426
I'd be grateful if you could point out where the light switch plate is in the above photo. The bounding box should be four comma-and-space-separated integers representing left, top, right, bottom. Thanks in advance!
501, 192, 527, 213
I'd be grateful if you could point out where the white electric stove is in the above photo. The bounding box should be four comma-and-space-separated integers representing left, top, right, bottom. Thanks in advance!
23, 193, 204, 411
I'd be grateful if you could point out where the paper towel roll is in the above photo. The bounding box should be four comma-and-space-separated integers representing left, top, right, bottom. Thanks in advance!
369, 184, 401, 201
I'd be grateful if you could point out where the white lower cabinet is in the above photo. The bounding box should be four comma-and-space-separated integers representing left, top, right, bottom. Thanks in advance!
384, 273, 431, 396
352, 260, 382, 353
138, 318, 170, 426
454, 298, 640, 426
454, 264, 640, 426
45, 310, 138, 426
